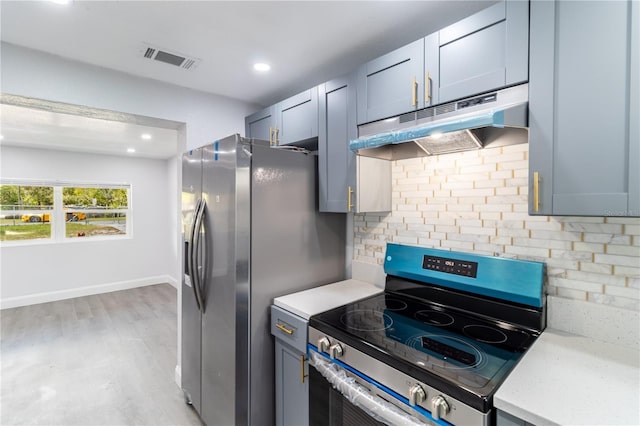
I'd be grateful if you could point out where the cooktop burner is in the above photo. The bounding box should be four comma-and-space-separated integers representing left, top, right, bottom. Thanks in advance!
339, 310, 393, 332
463, 324, 508, 344
376, 298, 407, 311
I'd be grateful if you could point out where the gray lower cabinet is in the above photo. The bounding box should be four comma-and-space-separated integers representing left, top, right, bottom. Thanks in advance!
271, 305, 309, 426
245, 105, 275, 143
436, 0, 529, 103
496, 410, 535, 426
357, 38, 425, 124
529, 0, 639, 216
276, 88, 318, 147
319, 73, 392, 213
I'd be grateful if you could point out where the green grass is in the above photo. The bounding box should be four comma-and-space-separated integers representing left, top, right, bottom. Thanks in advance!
0, 224, 51, 241
0, 223, 125, 241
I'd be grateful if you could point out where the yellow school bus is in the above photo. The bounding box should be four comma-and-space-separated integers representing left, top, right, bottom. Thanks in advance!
21, 212, 87, 223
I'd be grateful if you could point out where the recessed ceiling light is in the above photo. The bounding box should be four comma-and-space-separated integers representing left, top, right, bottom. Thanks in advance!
0, 135, 4, 140
141, 133, 152, 140
127, 148, 136, 153
49, 0, 71, 4
253, 63, 271, 72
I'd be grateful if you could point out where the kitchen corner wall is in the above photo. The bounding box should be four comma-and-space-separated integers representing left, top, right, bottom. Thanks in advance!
354, 143, 640, 312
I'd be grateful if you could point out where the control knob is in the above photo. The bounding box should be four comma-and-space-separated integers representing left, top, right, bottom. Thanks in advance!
317, 337, 330, 353
408, 384, 426, 407
329, 343, 343, 359
431, 395, 450, 420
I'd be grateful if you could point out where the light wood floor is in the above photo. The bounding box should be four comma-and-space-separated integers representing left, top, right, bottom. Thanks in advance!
1, 284, 202, 426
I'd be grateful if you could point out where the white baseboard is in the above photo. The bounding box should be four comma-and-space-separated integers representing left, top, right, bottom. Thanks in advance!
175, 364, 182, 388
166, 275, 179, 289
0, 275, 174, 309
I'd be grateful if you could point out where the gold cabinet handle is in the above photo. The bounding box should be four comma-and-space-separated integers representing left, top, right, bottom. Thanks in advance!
347, 186, 354, 212
275, 127, 280, 144
269, 127, 274, 145
300, 355, 308, 384
533, 171, 540, 212
411, 76, 417, 106
425, 70, 432, 103
275, 323, 294, 335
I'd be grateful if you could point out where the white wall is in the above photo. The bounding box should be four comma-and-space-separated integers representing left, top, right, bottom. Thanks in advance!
1, 42, 260, 150
0, 146, 174, 306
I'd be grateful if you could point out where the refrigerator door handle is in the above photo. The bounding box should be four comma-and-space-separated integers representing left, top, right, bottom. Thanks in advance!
188, 198, 204, 311
192, 198, 206, 312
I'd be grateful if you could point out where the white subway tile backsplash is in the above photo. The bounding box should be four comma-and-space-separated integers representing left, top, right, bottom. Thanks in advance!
594, 253, 640, 268
556, 287, 588, 301
352, 144, 640, 315
606, 244, 640, 257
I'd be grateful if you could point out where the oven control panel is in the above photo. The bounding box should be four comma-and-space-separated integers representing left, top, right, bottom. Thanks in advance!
422, 255, 478, 278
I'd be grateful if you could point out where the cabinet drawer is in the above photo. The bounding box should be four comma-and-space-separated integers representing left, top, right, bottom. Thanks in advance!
270, 305, 308, 353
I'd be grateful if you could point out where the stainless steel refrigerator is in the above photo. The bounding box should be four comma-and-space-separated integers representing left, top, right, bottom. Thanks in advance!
181, 134, 345, 425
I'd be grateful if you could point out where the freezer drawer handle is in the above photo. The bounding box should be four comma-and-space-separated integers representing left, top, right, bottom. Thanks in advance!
275, 322, 295, 335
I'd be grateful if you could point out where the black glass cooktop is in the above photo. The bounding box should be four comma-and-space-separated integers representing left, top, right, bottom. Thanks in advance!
309, 292, 541, 412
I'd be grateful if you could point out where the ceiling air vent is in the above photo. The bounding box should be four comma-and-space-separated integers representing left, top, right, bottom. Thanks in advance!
139, 44, 201, 70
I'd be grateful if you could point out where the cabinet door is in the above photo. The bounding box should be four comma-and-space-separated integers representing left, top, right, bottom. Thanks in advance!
276, 88, 318, 146
318, 75, 357, 213
245, 105, 275, 143
275, 340, 308, 426
529, 0, 639, 216
438, 0, 529, 103
357, 39, 424, 124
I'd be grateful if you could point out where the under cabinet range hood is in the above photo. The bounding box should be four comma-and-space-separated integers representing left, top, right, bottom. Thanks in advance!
351, 84, 529, 161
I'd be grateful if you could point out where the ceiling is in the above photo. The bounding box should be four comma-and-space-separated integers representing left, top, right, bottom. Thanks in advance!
0, 0, 497, 159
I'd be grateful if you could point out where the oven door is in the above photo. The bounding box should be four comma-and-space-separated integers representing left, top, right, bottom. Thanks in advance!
309, 366, 386, 426
308, 350, 434, 426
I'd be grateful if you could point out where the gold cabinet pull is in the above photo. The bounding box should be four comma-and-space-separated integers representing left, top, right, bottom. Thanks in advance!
425, 71, 432, 103
300, 355, 308, 384
347, 186, 354, 212
411, 76, 418, 106
275, 127, 280, 144
533, 171, 540, 212
269, 127, 274, 145
275, 323, 294, 335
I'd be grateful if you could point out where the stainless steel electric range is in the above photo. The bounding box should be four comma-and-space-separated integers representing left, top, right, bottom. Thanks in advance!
308, 244, 545, 426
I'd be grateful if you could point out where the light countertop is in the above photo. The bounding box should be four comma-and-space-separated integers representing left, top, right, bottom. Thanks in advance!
494, 328, 640, 426
273, 279, 382, 320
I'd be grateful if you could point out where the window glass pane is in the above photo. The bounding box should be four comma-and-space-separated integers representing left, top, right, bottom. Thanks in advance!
1, 185, 54, 242
0, 215, 52, 241
65, 213, 127, 238
63, 187, 128, 209
0, 185, 53, 210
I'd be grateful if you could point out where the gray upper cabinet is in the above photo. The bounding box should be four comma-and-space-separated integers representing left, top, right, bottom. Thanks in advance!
356, 39, 425, 124
276, 88, 318, 146
320, 74, 392, 213
245, 105, 275, 143
244, 88, 318, 147
437, 0, 529, 103
529, 0, 639, 217
318, 75, 357, 213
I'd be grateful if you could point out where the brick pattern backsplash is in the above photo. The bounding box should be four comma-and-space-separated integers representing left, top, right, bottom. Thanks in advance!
353, 144, 640, 311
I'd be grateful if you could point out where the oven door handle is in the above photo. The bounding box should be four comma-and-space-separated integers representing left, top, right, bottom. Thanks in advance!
309, 350, 426, 426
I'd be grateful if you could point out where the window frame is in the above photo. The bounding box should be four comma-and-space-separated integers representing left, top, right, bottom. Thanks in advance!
0, 179, 132, 246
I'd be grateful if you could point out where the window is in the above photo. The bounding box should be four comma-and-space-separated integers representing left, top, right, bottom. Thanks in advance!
0, 180, 131, 244
63, 187, 129, 239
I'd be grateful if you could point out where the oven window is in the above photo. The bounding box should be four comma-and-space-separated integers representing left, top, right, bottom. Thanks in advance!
309, 367, 385, 426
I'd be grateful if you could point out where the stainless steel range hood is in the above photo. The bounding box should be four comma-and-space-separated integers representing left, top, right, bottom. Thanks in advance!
350, 84, 529, 161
